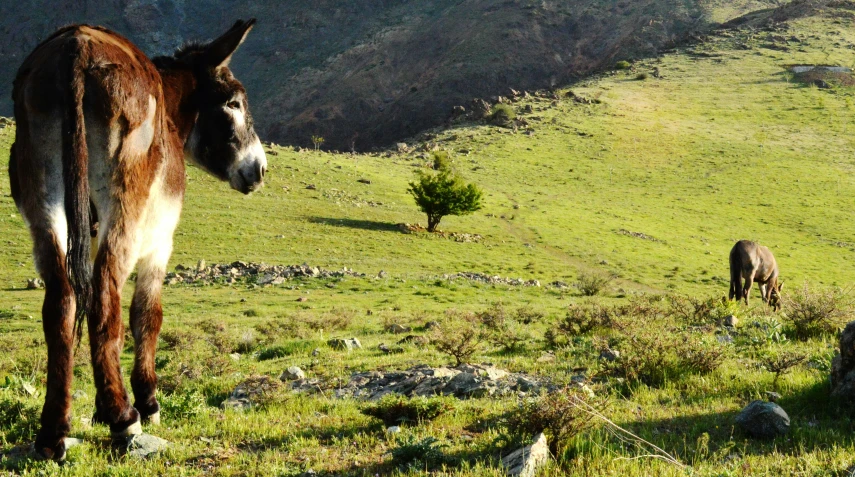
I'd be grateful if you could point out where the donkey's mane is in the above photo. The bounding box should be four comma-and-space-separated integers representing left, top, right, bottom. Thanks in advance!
152, 41, 209, 69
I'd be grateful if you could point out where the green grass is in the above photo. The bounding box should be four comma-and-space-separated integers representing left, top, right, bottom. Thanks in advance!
1, 6, 855, 476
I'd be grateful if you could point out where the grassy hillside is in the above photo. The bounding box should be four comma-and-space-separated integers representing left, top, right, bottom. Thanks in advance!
1, 2, 855, 476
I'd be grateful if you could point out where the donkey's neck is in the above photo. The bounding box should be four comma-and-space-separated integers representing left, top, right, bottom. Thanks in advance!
159, 67, 198, 144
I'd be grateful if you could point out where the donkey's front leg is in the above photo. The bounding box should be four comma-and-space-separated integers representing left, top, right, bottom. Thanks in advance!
89, 245, 141, 439
130, 256, 167, 424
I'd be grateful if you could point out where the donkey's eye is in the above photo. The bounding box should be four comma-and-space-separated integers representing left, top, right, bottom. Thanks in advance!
227, 100, 241, 110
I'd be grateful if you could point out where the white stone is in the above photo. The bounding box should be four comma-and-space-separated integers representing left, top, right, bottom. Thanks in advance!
501, 432, 549, 477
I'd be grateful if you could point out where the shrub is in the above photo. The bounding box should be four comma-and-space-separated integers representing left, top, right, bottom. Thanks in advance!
389, 435, 448, 471
615, 60, 631, 70
475, 303, 536, 352
760, 350, 807, 388
362, 395, 455, 426
515, 306, 546, 325
408, 155, 483, 232
635, 72, 649, 81
257, 345, 291, 361
488, 104, 516, 125
430, 311, 484, 365
504, 387, 608, 454
575, 271, 613, 296
783, 283, 852, 339
667, 295, 718, 325
0, 395, 40, 444
601, 330, 727, 387
159, 390, 207, 421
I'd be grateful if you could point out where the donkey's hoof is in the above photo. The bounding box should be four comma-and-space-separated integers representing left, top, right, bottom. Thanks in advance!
143, 411, 160, 426
111, 420, 143, 440
31, 439, 66, 462
120, 433, 169, 459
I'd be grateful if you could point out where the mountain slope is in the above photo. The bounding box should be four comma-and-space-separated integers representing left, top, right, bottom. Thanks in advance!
1, 0, 783, 150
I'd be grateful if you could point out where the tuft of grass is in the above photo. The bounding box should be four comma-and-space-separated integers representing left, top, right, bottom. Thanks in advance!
362, 395, 455, 426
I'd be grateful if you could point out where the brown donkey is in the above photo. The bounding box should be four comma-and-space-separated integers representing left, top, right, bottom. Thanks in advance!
9, 20, 266, 460
729, 240, 783, 311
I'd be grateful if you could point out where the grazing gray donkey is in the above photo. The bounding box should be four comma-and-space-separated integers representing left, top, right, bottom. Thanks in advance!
728, 240, 783, 311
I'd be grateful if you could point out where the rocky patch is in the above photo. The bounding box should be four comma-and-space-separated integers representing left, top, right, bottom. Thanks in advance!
164, 261, 364, 287
442, 272, 541, 287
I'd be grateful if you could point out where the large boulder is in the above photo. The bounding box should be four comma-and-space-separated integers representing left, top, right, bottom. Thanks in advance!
735, 400, 790, 439
832, 321, 855, 398
501, 432, 549, 477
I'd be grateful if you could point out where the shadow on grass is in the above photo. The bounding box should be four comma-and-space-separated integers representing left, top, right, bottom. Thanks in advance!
612, 380, 855, 466
308, 217, 402, 233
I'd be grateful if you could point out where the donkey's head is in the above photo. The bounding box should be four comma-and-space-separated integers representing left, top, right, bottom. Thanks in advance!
177, 20, 266, 194
769, 280, 784, 312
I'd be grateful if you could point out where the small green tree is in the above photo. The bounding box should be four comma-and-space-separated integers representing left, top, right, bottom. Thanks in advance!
407, 154, 483, 232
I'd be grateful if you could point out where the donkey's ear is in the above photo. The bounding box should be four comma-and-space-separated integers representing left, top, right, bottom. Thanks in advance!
206, 19, 256, 67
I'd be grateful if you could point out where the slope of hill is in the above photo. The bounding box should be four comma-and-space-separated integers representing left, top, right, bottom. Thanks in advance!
1, 1, 855, 476
0, 0, 782, 150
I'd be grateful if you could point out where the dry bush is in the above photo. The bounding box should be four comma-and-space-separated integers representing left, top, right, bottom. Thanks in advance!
504, 387, 608, 454
668, 295, 718, 325
575, 271, 614, 296
546, 301, 612, 348
783, 283, 852, 339
514, 306, 546, 325
761, 350, 807, 387
430, 310, 484, 365
475, 303, 534, 352
159, 329, 199, 350
602, 330, 727, 387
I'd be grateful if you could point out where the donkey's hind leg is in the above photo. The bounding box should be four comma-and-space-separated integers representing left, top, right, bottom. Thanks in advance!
88, 231, 142, 439
31, 225, 77, 460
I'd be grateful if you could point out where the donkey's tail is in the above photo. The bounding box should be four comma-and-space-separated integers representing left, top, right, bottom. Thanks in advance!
61, 37, 92, 344
728, 248, 742, 301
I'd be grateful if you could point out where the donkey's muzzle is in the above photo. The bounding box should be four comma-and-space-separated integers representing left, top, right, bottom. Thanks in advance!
230, 138, 267, 194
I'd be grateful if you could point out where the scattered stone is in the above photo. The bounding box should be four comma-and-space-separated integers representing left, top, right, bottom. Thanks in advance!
396, 335, 428, 346
312, 348, 321, 357
327, 363, 553, 400
19, 382, 36, 397
72, 390, 88, 400
386, 324, 412, 334
501, 432, 549, 477
536, 353, 556, 363
26, 278, 43, 290
396, 143, 410, 153
599, 349, 620, 362
123, 433, 169, 459
280, 366, 306, 381
832, 321, 855, 398
723, 315, 738, 328
164, 262, 364, 287
297, 297, 309, 302
229, 353, 241, 362
386, 425, 402, 434
221, 375, 282, 410
441, 272, 540, 287
357, 178, 372, 184
424, 321, 440, 330
735, 400, 790, 439
328, 337, 362, 351
377, 270, 389, 279
305, 184, 317, 190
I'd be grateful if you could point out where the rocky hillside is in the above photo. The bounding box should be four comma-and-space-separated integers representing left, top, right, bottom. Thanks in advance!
0, 0, 785, 150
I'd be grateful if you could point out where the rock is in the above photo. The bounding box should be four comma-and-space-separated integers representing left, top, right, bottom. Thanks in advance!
386, 425, 402, 434
196, 259, 206, 271
328, 337, 362, 351
443, 372, 494, 398
501, 432, 549, 477
123, 433, 169, 459
424, 321, 441, 330
396, 143, 410, 153
72, 390, 88, 400
229, 353, 241, 361
723, 315, 738, 328
312, 348, 321, 357
521, 104, 533, 114
357, 178, 372, 184
377, 270, 389, 278
832, 321, 855, 398
26, 278, 43, 290
299, 470, 318, 477
470, 98, 491, 119
19, 382, 36, 397
599, 349, 620, 362
397, 335, 428, 346
735, 400, 790, 439
536, 353, 556, 363
305, 184, 317, 190
386, 324, 412, 334
297, 297, 309, 302
221, 375, 282, 410
280, 366, 306, 381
